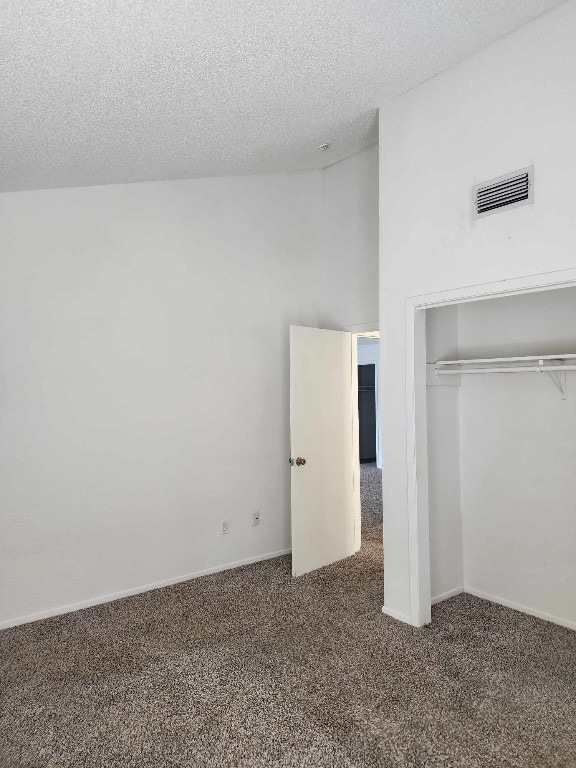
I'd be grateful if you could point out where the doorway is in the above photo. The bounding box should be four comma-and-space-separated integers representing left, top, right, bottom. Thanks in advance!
289, 325, 382, 579
356, 332, 382, 554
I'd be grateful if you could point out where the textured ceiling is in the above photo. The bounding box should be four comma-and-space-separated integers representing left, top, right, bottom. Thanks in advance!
0, 0, 566, 192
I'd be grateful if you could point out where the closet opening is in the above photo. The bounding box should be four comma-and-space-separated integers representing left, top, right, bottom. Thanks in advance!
410, 276, 576, 630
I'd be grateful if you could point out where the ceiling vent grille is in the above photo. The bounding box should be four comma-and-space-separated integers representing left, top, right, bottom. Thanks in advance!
473, 166, 533, 219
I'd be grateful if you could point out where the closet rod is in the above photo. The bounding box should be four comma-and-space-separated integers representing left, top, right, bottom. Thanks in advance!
436, 364, 576, 375
436, 353, 576, 366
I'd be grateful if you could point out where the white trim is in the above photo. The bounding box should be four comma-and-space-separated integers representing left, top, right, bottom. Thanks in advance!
431, 585, 576, 629
0, 548, 292, 631
405, 266, 576, 629
409, 268, 576, 309
382, 605, 412, 623
431, 587, 464, 605
405, 303, 431, 626
465, 587, 576, 632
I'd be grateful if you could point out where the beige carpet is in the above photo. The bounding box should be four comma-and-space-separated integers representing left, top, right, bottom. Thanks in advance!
1, 465, 576, 767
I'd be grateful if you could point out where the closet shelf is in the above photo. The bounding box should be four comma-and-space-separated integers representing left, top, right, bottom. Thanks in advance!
434, 354, 576, 399
435, 353, 576, 367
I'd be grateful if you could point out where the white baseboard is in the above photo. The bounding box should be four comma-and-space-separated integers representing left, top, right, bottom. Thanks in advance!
431, 587, 464, 605
381, 605, 412, 624
0, 548, 292, 631
465, 587, 576, 632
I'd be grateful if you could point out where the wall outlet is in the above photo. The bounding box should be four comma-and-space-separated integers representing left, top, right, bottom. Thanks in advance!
251, 510, 260, 526
220, 520, 229, 535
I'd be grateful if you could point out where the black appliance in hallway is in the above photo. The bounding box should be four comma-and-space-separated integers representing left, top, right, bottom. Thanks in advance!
358, 364, 377, 462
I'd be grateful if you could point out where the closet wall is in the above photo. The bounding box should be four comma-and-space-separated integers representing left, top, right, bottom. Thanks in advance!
426, 306, 463, 603
458, 287, 576, 628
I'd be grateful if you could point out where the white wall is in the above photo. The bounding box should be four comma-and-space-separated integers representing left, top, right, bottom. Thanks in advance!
458, 288, 576, 627
379, 0, 576, 623
426, 306, 463, 602
0, 152, 378, 628
320, 144, 379, 329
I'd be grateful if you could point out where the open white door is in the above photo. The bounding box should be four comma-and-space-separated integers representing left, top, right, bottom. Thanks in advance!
290, 325, 359, 577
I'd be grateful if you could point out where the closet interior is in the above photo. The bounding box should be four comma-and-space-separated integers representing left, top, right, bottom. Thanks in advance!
425, 285, 576, 629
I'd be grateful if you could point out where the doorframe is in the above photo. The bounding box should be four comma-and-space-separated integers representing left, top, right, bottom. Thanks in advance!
406, 267, 576, 627
345, 322, 379, 553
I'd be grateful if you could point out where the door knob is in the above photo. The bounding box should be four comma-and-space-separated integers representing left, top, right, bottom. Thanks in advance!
295, 457, 306, 466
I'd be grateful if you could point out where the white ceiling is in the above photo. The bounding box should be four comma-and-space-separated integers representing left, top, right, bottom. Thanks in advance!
0, 0, 565, 192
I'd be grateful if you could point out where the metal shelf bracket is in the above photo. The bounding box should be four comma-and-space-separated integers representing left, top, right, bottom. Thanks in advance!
542, 364, 567, 400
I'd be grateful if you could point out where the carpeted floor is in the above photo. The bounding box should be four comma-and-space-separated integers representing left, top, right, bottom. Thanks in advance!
360, 461, 383, 527
2, 465, 576, 767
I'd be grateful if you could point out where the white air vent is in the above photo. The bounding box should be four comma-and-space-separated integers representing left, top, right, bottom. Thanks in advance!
473, 166, 533, 219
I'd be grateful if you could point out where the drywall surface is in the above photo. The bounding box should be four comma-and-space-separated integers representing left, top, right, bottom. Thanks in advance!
379, 1, 576, 622
458, 288, 576, 627
0, 172, 318, 625
320, 144, 379, 329
426, 306, 463, 602
0, 150, 379, 627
